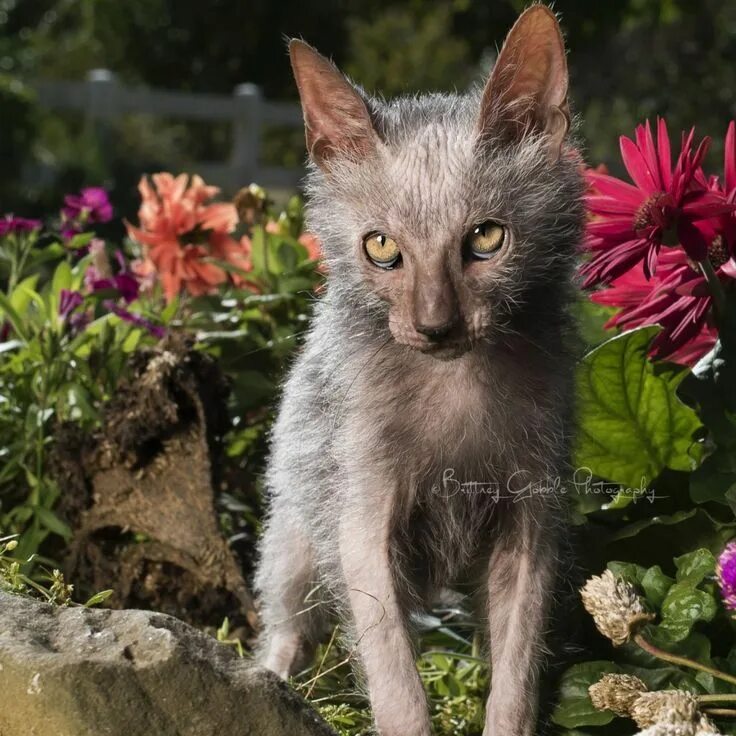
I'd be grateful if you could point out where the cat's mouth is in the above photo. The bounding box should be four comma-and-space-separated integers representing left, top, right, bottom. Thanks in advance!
418, 340, 470, 360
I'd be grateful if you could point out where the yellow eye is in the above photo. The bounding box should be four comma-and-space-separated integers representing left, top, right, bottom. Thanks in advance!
364, 233, 401, 269
466, 221, 505, 260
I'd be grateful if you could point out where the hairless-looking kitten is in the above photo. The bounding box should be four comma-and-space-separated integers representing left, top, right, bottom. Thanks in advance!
255, 6, 585, 735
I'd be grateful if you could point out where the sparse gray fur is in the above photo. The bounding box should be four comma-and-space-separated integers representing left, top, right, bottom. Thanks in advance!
255, 9, 586, 735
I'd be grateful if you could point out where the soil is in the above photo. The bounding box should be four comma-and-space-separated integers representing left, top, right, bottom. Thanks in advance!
52, 336, 258, 632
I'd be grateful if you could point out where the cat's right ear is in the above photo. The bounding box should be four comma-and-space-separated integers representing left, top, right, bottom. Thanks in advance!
289, 40, 378, 168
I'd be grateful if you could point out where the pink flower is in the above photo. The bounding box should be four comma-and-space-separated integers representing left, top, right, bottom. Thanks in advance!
62, 187, 113, 225
584, 119, 736, 365
582, 119, 732, 286
718, 541, 736, 613
0, 215, 42, 236
592, 251, 719, 365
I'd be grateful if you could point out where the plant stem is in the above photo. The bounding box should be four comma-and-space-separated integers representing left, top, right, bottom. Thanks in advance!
699, 258, 727, 319
703, 707, 736, 718
634, 633, 736, 688
699, 694, 736, 704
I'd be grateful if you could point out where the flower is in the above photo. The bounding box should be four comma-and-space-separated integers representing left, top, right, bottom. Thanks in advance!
591, 252, 719, 365
717, 541, 736, 612
580, 570, 654, 645
233, 183, 268, 226
582, 119, 732, 287
631, 692, 719, 735
58, 289, 89, 332
0, 215, 42, 236
589, 673, 647, 716
62, 187, 113, 226
85, 241, 140, 304
126, 173, 253, 301
59, 289, 84, 319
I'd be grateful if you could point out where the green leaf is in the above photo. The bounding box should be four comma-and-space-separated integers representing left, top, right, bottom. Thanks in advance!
658, 583, 717, 641
575, 327, 703, 488
551, 661, 620, 728
674, 549, 715, 586
84, 589, 113, 607
51, 260, 72, 294
0, 291, 29, 341
35, 508, 72, 539
641, 565, 675, 608
8, 274, 40, 314
607, 561, 647, 587
690, 446, 736, 505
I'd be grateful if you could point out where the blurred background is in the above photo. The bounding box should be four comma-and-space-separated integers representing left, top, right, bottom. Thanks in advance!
2, 0, 736, 222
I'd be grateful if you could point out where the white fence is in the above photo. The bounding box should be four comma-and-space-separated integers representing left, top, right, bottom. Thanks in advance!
32, 69, 305, 192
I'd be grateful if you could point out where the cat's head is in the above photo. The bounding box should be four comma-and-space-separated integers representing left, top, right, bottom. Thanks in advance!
291, 5, 585, 359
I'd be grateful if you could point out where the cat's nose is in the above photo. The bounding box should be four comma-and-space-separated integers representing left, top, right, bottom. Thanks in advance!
415, 320, 454, 340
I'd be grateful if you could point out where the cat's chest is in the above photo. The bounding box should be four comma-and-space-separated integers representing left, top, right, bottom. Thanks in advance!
360, 350, 515, 471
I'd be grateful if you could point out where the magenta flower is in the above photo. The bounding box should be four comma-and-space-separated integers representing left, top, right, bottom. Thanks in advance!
0, 215, 42, 236
717, 542, 736, 613
61, 187, 113, 240
59, 289, 84, 319
62, 187, 113, 225
582, 119, 733, 286
85, 248, 140, 304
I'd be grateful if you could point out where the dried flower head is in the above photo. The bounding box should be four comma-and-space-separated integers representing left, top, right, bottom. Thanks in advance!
233, 183, 268, 226
717, 541, 736, 612
631, 691, 700, 730
581, 570, 654, 645
589, 673, 647, 716
633, 706, 722, 736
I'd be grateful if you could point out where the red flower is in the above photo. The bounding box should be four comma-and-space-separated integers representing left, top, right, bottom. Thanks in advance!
582, 119, 732, 287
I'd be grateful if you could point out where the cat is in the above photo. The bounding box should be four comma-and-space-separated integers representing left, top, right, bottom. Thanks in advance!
254, 5, 585, 735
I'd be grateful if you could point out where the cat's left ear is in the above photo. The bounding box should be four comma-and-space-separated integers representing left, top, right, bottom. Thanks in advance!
478, 5, 569, 161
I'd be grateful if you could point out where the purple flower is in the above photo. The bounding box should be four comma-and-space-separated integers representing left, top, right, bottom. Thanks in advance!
59, 289, 84, 319
717, 541, 736, 612
0, 215, 42, 236
62, 187, 113, 225
104, 301, 165, 339
85, 245, 140, 304
89, 273, 140, 303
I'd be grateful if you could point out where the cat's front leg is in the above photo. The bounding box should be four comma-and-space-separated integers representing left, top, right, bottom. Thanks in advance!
338, 475, 431, 736
483, 499, 560, 736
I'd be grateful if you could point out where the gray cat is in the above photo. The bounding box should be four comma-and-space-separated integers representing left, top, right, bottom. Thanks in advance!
255, 6, 585, 735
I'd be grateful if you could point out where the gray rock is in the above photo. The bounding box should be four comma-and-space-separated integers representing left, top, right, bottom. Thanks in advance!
0, 592, 335, 736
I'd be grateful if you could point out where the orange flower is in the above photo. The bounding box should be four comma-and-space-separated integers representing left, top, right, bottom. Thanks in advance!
126, 173, 252, 301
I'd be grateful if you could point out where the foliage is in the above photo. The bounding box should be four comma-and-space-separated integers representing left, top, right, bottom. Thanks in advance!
0, 179, 321, 571
554, 117, 736, 735
293, 611, 489, 736
0, 534, 112, 607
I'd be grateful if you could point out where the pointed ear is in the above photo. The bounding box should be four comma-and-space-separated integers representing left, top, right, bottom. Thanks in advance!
478, 6, 569, 160
289, 39, 378, 168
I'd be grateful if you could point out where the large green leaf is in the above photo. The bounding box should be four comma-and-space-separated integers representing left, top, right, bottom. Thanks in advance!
575, 326, 703, 488
551, 661, 620, 729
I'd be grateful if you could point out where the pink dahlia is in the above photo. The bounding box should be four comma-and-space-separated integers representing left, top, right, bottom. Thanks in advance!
582, 119, 732, 286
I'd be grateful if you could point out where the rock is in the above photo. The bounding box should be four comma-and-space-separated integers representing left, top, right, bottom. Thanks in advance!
0, 592, 335, 736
